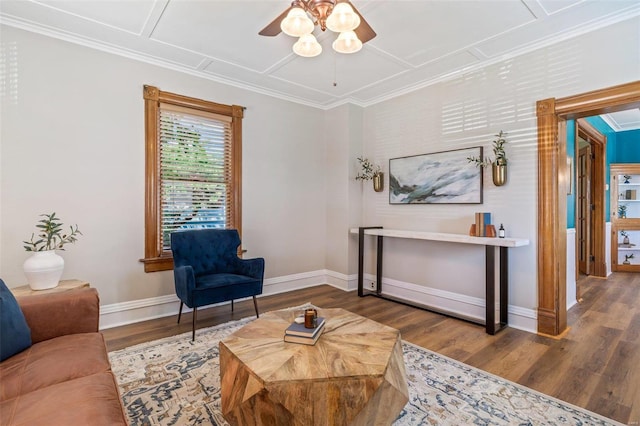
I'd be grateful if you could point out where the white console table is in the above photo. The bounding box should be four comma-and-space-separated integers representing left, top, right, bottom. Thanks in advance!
350, 227, 530, 335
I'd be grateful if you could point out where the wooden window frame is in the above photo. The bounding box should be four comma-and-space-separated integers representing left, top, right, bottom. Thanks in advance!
141, 85, 244, 272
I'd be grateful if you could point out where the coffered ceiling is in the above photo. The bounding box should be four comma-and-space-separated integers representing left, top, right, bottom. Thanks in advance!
601, 109, 640, 132
1, 0, 639, 109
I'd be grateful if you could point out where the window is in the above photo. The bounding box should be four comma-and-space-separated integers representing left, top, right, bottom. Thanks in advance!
142, 85, 243, 272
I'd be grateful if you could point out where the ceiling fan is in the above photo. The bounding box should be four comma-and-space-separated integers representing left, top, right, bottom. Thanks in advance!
259, 0, 376, 57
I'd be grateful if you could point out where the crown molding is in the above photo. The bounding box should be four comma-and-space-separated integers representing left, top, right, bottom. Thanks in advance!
357, 6, 640, 108
2, 4, 639, 112
0, 15, 326, 109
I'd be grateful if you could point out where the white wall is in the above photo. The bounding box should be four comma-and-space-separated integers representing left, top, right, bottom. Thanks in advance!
324, 103, 364, 289
2, 17, 638, 330
0, 26, 327, 306
566, 229, 577, 310
351, 17, 639, 329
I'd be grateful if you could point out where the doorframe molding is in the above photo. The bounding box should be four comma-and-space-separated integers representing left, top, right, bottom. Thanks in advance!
576, 118, 607, 278
536, 80, 640, 336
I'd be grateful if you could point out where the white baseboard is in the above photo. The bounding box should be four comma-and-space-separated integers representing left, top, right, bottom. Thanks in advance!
100, 294, 182, 330
99, 270, 537, 333
262, 269, 327, 295
325, 270, 358, 291
100, 270, 328, 329
365, 274, 538, 333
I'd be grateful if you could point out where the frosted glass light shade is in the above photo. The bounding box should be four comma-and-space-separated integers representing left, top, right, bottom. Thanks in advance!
281, 7, 314, 37
332, 30, 362, 54
326, 3, 361, 33
293, 34, 322, 57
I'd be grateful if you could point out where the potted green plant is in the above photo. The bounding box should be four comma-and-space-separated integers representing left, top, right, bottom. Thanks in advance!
23, 212, 82, 290
467, 130, 508, 186
356, 157, 384, 192
624, 253, 635, 265
618, 205, 627, 219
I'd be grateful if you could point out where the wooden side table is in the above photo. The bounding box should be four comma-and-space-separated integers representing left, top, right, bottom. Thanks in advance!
10, 279, 90, 298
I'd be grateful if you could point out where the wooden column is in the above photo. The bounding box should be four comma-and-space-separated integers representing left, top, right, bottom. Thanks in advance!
536, 98, 565, 336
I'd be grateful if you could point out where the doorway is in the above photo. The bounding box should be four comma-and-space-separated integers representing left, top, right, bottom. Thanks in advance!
536, 80, 640, 336
574, 118, 607, 284
577, 142, 593, 276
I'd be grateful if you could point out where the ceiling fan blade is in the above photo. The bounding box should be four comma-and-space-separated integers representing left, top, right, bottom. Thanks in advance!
346, 1, 376, 43
259, 6, 292, 37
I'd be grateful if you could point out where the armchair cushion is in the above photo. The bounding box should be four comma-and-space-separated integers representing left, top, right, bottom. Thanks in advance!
192, 273, 262, 307
0, 279, 31, 362
198, 273, 258, 287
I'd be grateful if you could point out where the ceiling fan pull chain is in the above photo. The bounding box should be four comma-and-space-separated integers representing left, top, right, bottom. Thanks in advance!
333, 52, 338, 87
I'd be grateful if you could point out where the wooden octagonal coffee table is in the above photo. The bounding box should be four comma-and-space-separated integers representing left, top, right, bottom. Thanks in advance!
220, 308, 409, 425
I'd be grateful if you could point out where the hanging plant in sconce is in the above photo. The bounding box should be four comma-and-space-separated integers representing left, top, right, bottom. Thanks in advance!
467, 131, 509, 186
356, 157, 384, 192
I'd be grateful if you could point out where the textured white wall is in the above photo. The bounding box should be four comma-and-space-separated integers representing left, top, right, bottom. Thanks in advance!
1, 17, 638, 317
358, 17, 639, 311
324, 104, 364, 278
0, 26, 326, 305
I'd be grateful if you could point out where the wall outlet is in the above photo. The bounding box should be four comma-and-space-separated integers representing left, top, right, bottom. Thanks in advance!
366, 281, 377, 291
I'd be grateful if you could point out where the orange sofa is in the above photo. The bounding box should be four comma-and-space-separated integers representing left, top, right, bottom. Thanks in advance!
0, 288, 127, 425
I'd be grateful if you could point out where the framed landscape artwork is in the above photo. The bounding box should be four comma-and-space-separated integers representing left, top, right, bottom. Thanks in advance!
389, 147, 483, 204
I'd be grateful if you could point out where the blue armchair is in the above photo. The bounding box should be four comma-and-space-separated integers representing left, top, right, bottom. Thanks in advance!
170, 229, 265, 341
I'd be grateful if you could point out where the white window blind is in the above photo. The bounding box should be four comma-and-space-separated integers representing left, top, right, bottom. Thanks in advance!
159, 103, 233, 251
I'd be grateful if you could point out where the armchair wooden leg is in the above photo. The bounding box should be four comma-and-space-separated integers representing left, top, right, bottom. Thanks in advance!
231, 299, 234, 312
178, 302, 184, 324
192, 306, 197, 342
253, 295, 259, 318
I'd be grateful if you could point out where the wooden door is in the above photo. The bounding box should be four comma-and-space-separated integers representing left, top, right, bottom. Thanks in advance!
577, 145, 592, 275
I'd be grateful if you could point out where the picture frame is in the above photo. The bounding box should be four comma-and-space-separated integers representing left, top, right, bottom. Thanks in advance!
389, 147, 483, 204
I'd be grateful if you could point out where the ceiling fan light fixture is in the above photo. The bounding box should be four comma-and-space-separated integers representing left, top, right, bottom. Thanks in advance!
326, 2, 361, 33
281, 7, 314, 37
332, 30, 362, 54
293, 33, 322, 57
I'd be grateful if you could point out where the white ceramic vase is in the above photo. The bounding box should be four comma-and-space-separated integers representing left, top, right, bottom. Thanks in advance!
23, 250, 64, 290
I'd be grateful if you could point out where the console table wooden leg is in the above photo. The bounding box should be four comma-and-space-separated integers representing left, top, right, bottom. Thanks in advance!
485, 245, 496, 335
376, 235, 383, 295
358, 227, 383, 297
500, 247, 508, 329
358, 228, 365, 297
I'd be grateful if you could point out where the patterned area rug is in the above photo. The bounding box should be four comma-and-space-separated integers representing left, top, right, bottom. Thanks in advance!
109, 308, 621, 426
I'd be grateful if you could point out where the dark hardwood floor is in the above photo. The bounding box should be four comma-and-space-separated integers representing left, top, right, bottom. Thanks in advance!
102, 272, 640, 424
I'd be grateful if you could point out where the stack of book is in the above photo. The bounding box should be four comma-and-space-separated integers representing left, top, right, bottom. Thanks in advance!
284, 317, 325, 345
471, 212, 496, 237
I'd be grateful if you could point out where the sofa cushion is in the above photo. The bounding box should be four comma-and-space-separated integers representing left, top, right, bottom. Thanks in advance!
0, 279, 31, 362
0, 371, 127, 426
0, 333, 112, 401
